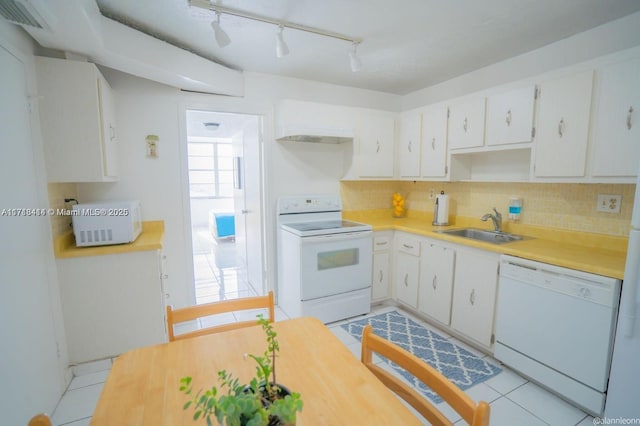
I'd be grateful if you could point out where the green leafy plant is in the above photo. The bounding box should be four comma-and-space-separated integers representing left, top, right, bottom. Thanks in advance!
180, 315, 303, 426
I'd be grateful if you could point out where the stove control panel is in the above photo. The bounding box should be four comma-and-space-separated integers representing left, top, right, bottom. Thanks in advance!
278, 195, 342, 214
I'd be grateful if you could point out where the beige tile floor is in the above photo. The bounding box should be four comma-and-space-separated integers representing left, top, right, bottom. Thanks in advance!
49, 227, 594, 425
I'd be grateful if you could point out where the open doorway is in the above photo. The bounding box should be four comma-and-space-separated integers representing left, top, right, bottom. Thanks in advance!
185, 110, 265, 304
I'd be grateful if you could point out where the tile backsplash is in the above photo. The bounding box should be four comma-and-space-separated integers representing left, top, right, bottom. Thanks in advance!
47, 183, 78, 238
341, 181, 635, 237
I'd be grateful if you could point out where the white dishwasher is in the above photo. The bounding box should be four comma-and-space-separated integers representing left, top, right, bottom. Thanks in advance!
494, 255, 621, 416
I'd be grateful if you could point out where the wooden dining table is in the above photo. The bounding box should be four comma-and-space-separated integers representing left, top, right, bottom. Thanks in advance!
90, 316, 423, 425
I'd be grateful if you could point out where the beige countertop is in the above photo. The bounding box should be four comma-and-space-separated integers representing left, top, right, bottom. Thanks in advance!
343, 210, 628, 280
53, 221, 164, 259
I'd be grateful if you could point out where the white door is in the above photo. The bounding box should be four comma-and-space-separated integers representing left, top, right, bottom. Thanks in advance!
448, 97, 486, 150
398, 110, 421, 178
591, 58, 640, 177
419, 242, 455, 324
486, 85, 536, 146
534, 71, 594, 178
0, 46, 63, 422
421, 105, 448, 177
358, 111, 395, 178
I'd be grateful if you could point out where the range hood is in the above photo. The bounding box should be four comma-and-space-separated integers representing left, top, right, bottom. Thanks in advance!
275, 100, 356, 144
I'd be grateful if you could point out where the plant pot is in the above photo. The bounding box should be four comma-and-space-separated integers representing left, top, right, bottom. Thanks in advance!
243, 382, 295, 426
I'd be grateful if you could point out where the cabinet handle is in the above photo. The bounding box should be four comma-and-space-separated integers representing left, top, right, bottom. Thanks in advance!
431, 137, 435, 151
628, 106, 634, 130
469, 289, 476, 305
404, 273, 409, 287
402, 243, 414, 249
379, 270, 384, 283
463, 117, 468, 132
109, 124, 116, 141
506, 109, 512, 126
408, 140, 412, 153
375, 241, 387, 246
432, 275, 437, 290
376, 140, 380, 153
558, 118, 564, 138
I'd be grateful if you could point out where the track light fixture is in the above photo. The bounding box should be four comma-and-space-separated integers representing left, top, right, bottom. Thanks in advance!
276, 25, 289, 58
211, 11, 231, 48
190, 0, 363, 69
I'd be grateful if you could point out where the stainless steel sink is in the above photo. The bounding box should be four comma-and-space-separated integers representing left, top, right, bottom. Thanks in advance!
436, 228, 527, 244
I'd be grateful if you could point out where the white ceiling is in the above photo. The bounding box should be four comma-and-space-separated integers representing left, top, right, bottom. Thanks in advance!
94, 0, 640, 95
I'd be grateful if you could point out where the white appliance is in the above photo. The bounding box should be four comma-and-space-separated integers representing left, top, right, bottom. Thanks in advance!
494, 255, 621, 416
277, 195, 372, 323
605, 170, 640, 418
71, 200, 142, 247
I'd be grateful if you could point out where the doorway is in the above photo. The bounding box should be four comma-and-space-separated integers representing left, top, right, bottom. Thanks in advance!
185, 110, 265, 304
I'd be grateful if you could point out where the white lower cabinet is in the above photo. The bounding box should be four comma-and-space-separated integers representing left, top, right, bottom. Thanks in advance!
450, 247, 500, 348
418, 241, 455, 325
372, 232, 392, 302
56, 250, 167, 363
394, 233, 421, 309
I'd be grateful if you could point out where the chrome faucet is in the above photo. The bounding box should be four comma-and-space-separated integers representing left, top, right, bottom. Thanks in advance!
481, 208, 503, 232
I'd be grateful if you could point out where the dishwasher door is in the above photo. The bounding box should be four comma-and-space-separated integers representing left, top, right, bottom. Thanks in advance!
495, 256, 620, 392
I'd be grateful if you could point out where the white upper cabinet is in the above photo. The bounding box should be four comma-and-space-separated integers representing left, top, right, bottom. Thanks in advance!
398, 110, 421, 178
534, 70, 594, 178
35, 56, 118, 182
421, 104, 449, 178
357, 110, 395, 178
486, 85, 536, 146
448, 97, 486, 150
590, 58, 640, 178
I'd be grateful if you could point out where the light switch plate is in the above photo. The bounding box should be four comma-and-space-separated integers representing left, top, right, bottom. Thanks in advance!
596, 194, 621, 213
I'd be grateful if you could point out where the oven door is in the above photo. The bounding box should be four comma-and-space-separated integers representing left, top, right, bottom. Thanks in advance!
299, 231, 372, 300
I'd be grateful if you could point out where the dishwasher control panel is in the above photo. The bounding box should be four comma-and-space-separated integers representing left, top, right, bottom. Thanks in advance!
500, 256, 620, 307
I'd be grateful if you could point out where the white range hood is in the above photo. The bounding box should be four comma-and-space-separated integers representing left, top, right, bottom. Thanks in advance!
275, 99, 356, 144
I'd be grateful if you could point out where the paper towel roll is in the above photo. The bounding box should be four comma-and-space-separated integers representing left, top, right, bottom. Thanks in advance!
433, 193, 449, 225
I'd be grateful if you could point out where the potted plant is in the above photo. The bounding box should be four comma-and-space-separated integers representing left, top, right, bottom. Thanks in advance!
179, 315, 303, 426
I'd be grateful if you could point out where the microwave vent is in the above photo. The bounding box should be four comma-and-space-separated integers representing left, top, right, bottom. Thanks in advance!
78, 228, 113, 245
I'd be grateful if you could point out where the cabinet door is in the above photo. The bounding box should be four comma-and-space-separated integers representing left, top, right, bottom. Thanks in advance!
486, 85, 536, 146
419, 242, 455, 325
99, 75, 118, 178
358, 112, 395, 178
372, 251, 390, 301
591, 58, 640, 177
398, 111, 421, 178
450, 249, 499, 347
534, 71, 594, 178
421, 105, 448, 178
395, 251, 419, 309
448, 97, 486, 150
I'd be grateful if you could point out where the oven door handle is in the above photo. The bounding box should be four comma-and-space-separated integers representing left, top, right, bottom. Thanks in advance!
300, 231, 372, 243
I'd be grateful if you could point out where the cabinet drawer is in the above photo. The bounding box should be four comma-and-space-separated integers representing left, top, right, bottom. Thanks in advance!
373, 235, 391, 251
397, 235, 420, 256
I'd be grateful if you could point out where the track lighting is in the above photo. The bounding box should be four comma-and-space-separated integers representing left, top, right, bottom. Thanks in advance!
349, 41, 363, 72
211, 11, 231, 48
276, 25, 289, 58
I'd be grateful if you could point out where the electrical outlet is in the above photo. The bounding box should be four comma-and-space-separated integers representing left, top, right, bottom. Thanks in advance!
596, 194, 621, 213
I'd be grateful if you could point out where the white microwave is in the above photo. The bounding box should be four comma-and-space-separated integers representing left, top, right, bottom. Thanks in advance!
71, 200, 142, 247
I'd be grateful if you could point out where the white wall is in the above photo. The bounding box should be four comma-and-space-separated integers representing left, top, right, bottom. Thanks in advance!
77, 69, 401, 308
403, 11, 640, 109
0, 22, 69, 423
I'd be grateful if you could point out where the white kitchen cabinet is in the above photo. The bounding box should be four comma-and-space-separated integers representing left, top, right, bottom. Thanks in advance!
421, 104, 449, 178
372, 232, 392, 302
394, 233, 420, 309
398, 110, 421, 178
486, 85, 536, 147
35, 56, 118, 182
56, 250, 166, 363
450, 247, 500, 348
358, 110, 395, 178
534, 70, 594, 178
448, 97, 486, 150
590, 58, 640, 178
418, 241, 455, 325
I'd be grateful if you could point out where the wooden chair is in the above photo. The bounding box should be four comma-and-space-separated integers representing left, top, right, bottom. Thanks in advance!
166, 291, 274, 341
361, 325, 490, 426
28, 414, 51, 426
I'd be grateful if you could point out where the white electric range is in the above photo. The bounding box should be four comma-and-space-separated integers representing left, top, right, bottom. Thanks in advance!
277, 195, 372, 323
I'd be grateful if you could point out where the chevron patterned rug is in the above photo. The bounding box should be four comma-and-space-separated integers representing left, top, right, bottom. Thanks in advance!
341, 310, 502, 404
